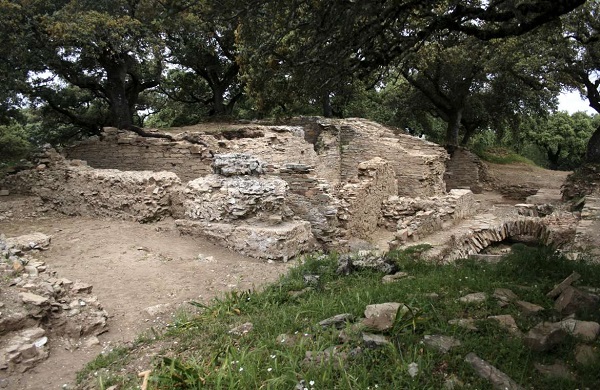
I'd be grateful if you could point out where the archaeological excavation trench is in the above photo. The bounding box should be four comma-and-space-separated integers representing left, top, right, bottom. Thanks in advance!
0, 117, 598, 388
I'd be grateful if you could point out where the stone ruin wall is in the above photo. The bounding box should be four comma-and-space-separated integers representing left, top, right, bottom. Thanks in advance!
308, 118, 449, 196
1, 118, 459, 259
444, 147, 488, 193
66, 127, 214, 182
2, 149, 179, 222
337, 158, 398, 240
381, 189, 476, 246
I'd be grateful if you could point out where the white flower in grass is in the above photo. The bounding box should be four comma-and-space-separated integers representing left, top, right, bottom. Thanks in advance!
309, 380, 315, 386
270, 354, 276, 359
267, 367, 272, 372
239, 367, 244, 372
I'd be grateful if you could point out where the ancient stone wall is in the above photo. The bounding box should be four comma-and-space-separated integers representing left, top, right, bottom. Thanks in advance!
174, 153, 316, 260
382, 189, 476, 245
65, 128, 214, 182
312, 118, 448, 197
573, 196, 600, 260
444, 147, 486, 193
1, 149, 180, 222
337, 158, 398, 240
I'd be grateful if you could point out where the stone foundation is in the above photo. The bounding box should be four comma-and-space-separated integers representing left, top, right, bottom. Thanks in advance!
176, 220, 315, 261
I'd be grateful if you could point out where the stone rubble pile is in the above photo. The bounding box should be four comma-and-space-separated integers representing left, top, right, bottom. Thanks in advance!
0, 233, 108, 373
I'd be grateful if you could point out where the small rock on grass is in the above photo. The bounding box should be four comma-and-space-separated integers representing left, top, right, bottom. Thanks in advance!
488, 315, 522, 337
493, 288, 519, 303
318, 313, 354, 329
448, 318, 478, 331
465, 352, 524, 390
534, 361, 575, 381
422, 335, 461, 353
523, 322, 566, 352
515, 300, 544, 316
459, 292, 487, 304
559, 319, 600, 341
382, 272, 410, 284
228, 322, 253, 336
362, 333, 390, 348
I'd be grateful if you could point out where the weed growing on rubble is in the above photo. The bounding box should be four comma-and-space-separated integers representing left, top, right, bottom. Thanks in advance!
78, 246, 600, 389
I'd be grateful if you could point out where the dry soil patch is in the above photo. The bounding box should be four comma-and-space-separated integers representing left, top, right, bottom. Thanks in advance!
0, 197, 293, 389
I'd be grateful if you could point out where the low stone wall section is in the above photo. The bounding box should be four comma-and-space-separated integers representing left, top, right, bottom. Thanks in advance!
176, 220, 315, 261
382, 189, 475, 244
1, 149, 180, 222
65, 128, 214, 182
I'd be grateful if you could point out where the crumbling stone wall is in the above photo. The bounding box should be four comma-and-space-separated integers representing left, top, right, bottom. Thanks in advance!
382, 189, 476, 245
337, 158, 398, 240
310, 118, 448, 196
1, 149, 180, 222
174, 154, 317, 260
66, 128, 214, 182
573, 196, 600, 260
444, 147, 486, 193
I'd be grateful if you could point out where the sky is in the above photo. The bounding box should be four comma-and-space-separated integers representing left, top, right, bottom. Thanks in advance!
558, 90, 596, 114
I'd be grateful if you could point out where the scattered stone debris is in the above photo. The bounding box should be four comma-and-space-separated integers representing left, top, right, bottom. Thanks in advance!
336, 251, 398, 275
492, 288, 518, 304
553, 286, 600, 316
558, 319, 600, 341
0, 233, 108, 373
546, 271, 581, 298
574, 344, 598, 365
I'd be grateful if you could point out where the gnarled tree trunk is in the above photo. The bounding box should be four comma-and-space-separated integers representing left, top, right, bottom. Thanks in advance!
586, 125, 600, 163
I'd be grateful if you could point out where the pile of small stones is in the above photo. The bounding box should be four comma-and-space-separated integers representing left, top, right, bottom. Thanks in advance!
0, 232, 108, 374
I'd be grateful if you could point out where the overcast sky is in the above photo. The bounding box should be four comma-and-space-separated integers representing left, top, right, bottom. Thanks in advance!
558, 90, 596, 114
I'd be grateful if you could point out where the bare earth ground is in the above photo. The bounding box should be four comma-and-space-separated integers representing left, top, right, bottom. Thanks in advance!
0, 161, 571, 390
0, 200, 293, 390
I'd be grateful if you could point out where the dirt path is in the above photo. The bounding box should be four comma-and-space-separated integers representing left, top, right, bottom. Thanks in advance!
0, 198, 293, 390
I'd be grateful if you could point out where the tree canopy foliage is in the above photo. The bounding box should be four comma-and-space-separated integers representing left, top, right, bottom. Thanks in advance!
2, 0, 600, 167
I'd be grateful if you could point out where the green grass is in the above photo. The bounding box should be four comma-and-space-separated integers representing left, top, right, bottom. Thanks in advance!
78, 246, 600, 389
475, 147, 538, 165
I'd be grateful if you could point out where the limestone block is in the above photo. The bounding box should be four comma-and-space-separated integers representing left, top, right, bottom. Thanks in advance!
175, 219, 316, 260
